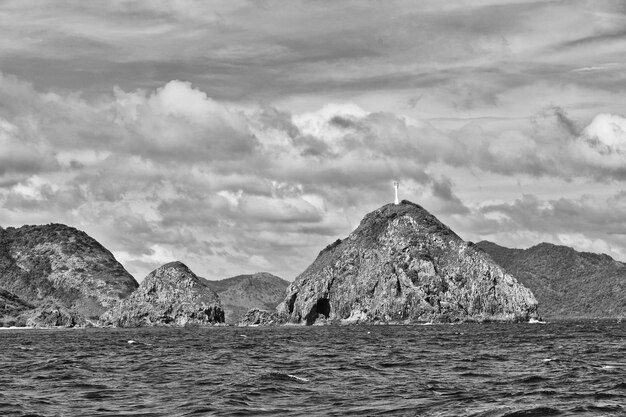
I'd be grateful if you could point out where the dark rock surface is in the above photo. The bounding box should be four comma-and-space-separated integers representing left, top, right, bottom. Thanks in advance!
101, 261, 225, 327
238, 308, 284, 326
205, 272, 289, 324
476, 241, 626, 319
275, 201, 537, 324
23, 300, 87, 328
0, 287, 33, 327
0, 223, 138, 322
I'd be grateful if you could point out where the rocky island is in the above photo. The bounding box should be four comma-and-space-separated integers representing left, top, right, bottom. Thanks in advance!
0, 224, 138, 326
101, 261, 224, 327
243, 201, 538, 325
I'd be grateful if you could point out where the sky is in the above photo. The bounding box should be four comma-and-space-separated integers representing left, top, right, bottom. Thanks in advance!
2, 0, 626, 282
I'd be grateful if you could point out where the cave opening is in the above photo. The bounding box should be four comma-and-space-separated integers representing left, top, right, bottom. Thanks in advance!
287, 293, 297, 314
305, 297, 331, 325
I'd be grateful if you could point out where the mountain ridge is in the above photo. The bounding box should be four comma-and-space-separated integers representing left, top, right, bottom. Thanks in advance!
205, 272, 288, 324
476, 240, 626, 319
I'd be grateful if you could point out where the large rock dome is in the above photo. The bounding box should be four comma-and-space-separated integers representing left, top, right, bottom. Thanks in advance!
275, 201, 538, 324
101, 261, 224, 327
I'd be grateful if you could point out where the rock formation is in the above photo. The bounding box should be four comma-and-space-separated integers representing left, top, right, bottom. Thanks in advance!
101, 261, 224, 327
239, 308, 283, 326
205, 272, 289, 324
0, 223, 138, 323
0, 287, 33, 327
23, 300, 87, 328
476, 241, 626, 319
274, 201, 537, 325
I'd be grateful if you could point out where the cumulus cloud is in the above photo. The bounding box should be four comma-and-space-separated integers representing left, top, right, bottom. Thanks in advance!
583, 113, 626, 153
4, 72, 626, 280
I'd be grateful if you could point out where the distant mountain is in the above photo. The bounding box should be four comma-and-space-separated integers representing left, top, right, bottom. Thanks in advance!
101, 262, 224, 327
252, 201, 537, 325
475, 241, 626, 319
0, 224, 138, 323
205, 272, 289, 324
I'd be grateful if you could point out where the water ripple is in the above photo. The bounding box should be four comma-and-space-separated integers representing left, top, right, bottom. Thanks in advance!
1, 321, 625, 416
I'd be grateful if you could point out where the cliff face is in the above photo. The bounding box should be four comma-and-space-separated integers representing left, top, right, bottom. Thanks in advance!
101, 262, 224, 327
206, 272, 289, 324
275, 201, 537, 324
476, 241, 626, 319
0, 224, 138, 321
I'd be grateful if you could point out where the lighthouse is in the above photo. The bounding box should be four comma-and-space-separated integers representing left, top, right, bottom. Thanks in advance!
393, 181, 399, 205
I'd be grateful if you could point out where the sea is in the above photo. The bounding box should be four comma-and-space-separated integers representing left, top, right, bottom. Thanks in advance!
1, 321, 625, 416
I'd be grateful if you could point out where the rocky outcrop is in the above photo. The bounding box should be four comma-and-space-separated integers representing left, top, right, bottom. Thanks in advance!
238, 308, 285, 326
23, 300, 87, 328
0, 224, 138, 321
275, 201, 538, 324
101, 262, 224, 327
476, 241, 626, 319
205, 272, 289, 324
0, 287, 33, 327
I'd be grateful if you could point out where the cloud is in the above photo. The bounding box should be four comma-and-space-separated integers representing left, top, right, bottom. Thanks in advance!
583, 113, 626, 152
474, 192, 626, 260
4, 73, 626, 280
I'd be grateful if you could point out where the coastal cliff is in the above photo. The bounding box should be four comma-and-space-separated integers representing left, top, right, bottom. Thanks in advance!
271, 201, 537, 325
101, 262, 224, 327
0, 224, 138, 324
476, 241, 626, 319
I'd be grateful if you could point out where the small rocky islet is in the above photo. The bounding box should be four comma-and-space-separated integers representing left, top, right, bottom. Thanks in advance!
1, 200, 625, 328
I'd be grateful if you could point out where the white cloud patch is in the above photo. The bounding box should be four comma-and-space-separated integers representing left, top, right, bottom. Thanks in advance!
583, 113, 626, 153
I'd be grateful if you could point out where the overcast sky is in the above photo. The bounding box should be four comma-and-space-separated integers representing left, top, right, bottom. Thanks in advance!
2, 0, 626, 281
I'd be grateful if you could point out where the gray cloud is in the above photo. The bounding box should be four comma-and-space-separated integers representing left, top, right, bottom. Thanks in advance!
1, 0, 625, 103
473, 192, 626, 260
3, 1, 626, 279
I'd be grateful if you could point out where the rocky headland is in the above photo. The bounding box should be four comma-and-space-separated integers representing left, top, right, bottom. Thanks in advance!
249, 201, 538, 325
476, 241, 626, 319
0, 224, 138, 326
100, 261, 224, 327
205, 272, 289, 324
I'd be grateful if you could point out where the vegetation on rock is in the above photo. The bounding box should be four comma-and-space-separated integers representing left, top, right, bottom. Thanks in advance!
0, 223, 138, 323
205, 272, 289, 324
476, 241, 626, 319
273, 201, 538, 325
101, 261, 224, 327
0, 288, 33, 327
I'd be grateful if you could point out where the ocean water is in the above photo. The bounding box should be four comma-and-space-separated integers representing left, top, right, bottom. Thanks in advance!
1, 321, 625, 416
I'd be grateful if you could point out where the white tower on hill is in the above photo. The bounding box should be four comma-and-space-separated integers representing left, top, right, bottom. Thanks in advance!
394, 181, 399, 205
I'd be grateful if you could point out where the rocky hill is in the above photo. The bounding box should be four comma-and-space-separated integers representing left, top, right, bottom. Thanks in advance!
265, 201, 537, 325
0, 224, 138, 323
101, 262, 224, 327
476, 241, 626, 319
205, 272, 288, 324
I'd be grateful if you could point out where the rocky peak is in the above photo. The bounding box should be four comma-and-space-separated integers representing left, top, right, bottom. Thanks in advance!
100, 261, 224, 327
274, 200, 538, 325
0, 223, 138, 321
